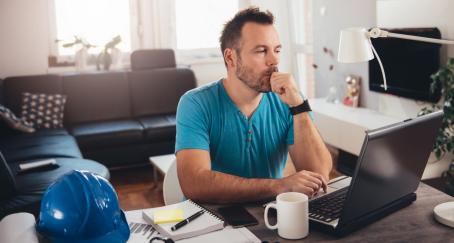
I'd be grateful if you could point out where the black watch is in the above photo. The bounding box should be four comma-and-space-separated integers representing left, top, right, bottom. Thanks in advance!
289, 100, 312, 115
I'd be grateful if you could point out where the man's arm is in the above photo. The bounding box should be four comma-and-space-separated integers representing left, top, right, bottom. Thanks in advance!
177, 149, 325, 203
288, 111, 332, 181
270, 72, 332, 182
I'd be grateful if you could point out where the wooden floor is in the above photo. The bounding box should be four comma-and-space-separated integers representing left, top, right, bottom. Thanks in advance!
110, 165, 165, 211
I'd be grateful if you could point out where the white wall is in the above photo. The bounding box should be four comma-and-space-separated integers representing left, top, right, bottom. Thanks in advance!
312, 0, 378, 108
0, 0, 49, 78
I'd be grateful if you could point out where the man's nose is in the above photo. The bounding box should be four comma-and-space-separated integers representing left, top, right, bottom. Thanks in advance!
266, 51, 279, 66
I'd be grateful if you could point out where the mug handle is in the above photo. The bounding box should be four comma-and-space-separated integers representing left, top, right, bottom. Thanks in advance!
264, 203, 278, 230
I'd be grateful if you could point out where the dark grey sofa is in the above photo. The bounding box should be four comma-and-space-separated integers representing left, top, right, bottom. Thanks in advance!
0, 49, 197, 218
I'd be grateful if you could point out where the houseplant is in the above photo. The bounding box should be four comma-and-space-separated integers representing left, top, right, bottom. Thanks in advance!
418, 58, 454, 195
96, 35, 122, 70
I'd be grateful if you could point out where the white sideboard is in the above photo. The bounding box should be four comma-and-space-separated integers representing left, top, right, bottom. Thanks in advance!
309, 98, 401, 156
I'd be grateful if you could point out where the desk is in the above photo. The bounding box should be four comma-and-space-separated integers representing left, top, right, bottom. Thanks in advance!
204, 183, 453, 242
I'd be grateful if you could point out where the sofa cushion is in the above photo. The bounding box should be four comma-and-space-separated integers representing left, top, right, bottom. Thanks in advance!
21, 92, 67, 129
70, 119, 144, 149
130, 49, 176, 71
62, 72, 131, 125
128, 68, 197, 117
0, 134, 82, 162
0, 104, 34, 133
3, 75, 63, 115
139, 115, 176, 142
0, 158, 109, 219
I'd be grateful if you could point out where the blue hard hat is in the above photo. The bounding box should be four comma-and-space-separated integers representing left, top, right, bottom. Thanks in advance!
37, 170, 130, 243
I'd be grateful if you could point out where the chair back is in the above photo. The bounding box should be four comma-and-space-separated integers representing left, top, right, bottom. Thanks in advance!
163, 159, 184, 205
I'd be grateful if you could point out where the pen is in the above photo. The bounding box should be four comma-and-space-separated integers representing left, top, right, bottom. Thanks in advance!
171, 210, 204, 231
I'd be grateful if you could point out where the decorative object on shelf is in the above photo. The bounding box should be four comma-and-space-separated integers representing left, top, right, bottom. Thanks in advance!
97, 35, 122, 71
313, 47, 340, 103
342, 75, 361, 107
59, 36, 96, 71
418, 58, 454, 196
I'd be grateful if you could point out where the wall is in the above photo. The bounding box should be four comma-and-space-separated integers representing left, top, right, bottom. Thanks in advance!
0, 0, 49, 78
312, 0, 378, 109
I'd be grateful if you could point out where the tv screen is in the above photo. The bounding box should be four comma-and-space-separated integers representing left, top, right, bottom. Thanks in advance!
369, 28, 442, 103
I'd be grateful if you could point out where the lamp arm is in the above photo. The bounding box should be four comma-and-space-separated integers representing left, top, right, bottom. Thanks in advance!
368, 39, 388, 90
369, 27, 454, 45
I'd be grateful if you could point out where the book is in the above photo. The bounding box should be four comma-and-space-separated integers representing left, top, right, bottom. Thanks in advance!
0, 213, 39, 243
142, 200, 224, 241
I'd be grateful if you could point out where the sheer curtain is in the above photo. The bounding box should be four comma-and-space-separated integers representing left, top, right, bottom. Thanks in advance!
133, 0, 177, 50
287, 0, 314, 98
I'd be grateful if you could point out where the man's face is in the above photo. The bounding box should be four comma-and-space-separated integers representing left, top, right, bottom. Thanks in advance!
234, 22, 281, 93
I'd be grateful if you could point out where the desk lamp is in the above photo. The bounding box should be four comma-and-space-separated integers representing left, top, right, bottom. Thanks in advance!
337, 27, 454, 228
337, 27, 454, 90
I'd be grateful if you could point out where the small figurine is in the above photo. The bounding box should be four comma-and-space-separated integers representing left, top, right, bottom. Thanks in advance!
343, 75, 361, 107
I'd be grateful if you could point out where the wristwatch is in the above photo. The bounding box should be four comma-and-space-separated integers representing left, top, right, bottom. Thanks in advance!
289, 99, 312, 115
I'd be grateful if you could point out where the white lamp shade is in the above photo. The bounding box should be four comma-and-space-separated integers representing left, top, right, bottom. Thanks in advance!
338, 28, 374, 63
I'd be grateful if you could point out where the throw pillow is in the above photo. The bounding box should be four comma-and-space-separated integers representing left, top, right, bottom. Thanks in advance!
21, 92, 67, 129
0, 104, 35, 133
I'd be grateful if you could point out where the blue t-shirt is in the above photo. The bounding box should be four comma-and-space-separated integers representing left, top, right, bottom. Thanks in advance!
175, 80, 294, 179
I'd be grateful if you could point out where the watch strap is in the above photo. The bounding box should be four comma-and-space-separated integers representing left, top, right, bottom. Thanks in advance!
289, 100, 312, 115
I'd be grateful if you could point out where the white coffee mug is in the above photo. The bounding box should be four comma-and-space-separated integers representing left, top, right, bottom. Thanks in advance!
264, 192, 309, 239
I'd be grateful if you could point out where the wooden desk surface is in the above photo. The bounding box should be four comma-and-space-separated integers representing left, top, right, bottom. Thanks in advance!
204, 183, 453, 242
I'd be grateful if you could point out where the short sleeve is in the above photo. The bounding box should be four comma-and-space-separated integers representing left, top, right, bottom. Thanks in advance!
175, 93, 210, 153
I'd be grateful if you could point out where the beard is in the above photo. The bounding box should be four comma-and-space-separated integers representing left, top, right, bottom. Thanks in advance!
235, 58, 278, 93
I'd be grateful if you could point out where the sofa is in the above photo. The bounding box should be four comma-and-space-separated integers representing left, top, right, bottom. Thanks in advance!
0, 49, 197, 218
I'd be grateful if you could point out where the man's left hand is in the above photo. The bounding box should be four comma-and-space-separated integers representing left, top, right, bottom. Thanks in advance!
270, 72, 304, 107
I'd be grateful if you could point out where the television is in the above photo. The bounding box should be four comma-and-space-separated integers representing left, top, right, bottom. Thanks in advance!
369, 28, 442, 102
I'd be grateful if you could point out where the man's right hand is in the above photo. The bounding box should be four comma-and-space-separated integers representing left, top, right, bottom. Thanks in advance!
278, 170, 328, 197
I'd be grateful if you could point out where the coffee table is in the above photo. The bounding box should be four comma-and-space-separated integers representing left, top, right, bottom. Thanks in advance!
149, 154, 176, 183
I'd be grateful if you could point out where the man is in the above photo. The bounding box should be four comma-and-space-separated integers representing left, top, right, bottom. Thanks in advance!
175, 7, 332, 203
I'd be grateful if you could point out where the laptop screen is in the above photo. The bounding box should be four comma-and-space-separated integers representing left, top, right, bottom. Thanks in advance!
339, 111, 443, 225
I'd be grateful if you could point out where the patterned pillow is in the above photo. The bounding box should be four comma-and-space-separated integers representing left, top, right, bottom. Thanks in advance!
0, 104, 35, 133
21, 92, 67, 129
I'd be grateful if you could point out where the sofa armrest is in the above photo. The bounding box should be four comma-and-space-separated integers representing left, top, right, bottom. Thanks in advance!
0, 151, 16, 199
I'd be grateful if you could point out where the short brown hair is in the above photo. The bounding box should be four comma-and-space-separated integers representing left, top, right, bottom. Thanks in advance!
220, 7, 274, 64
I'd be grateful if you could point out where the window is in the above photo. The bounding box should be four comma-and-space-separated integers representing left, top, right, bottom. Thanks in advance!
51, 0, 132, 56
174, 0, 239, 61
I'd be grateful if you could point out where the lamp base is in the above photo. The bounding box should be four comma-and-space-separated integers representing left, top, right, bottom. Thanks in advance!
433, 201, 454, 228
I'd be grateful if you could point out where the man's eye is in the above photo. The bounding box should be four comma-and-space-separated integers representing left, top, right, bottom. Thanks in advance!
256, 49, 266, 53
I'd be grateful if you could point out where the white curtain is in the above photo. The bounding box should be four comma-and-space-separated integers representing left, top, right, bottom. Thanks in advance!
132, 0, 177, 50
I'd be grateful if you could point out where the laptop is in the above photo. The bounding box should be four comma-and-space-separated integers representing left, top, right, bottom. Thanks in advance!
309, 110, 444, 236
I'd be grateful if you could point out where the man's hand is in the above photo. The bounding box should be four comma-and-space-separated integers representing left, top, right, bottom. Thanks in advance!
278, 170, 328, 197
270, 72, 304, 107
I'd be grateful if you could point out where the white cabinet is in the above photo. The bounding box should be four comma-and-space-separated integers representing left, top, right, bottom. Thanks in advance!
309, 98, 400, 155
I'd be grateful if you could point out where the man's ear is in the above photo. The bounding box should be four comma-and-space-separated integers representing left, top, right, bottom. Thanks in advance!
224, 48, 236, 68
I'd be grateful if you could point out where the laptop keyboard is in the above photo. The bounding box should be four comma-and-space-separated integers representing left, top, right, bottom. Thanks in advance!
309, 187, 349, 223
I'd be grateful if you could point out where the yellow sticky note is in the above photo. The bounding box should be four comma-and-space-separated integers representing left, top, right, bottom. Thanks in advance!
153, 209, 184, 224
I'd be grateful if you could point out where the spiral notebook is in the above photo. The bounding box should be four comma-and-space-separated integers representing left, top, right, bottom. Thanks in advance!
142, 200, 224, 241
